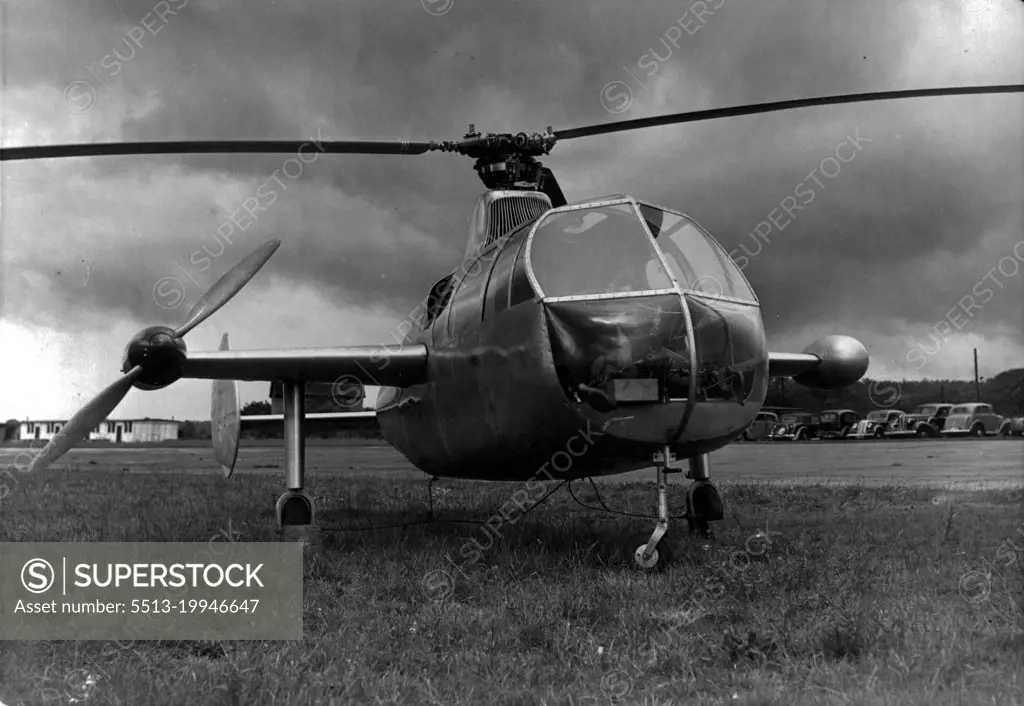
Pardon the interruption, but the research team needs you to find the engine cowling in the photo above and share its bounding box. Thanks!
[793,335,869,390]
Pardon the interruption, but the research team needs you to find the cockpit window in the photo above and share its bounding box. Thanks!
[529,204,674,298]
[640,205,756,302]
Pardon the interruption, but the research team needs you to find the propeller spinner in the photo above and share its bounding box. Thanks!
[28,239,281,473]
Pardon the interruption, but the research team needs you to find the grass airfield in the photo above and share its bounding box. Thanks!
[0,440,1022,705]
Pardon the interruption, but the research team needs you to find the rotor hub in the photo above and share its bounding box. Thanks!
[435,127,558,190]
[122,325,187,390]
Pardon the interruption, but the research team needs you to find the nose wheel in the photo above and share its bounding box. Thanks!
[628,449,723,571]
[632,534,674,571]
[629,444,676,572]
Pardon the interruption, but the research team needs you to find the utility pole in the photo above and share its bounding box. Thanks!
[974,348,980,402]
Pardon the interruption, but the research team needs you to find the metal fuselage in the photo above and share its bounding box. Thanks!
[375,193,769,481]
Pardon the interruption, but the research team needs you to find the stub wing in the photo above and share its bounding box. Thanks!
[203,338,403,478]
[181,344,427,387]
[767,352,820,379]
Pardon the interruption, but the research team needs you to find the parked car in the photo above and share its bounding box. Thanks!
[999,416,1024,437]
[740,411,779,441]
[941,403,1004,437]
[847,409,909,439]
[818,409,860,439]
[905,403,954,437]
[771,412,820,441]
[883,409,928,438]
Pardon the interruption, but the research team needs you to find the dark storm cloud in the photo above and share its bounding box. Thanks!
[3,0,1022,358]
[600,103,1023,336]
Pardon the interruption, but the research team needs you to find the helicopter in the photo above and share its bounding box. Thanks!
[5,83,1022,571]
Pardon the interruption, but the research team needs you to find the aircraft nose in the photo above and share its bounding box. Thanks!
[543,293,690,412]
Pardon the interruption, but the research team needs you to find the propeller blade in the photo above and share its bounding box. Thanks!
[174,239,281,338]
[538,167,567,207]
[211,333,241,479]
[0,140,438,162]
[554,84,1024,141]
[29,366,144,472]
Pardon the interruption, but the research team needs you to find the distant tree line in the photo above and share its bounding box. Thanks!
[241,401,271,415]
[766,367,1024,415]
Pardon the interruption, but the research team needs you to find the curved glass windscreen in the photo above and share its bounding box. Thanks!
[529,203,674,297]
[640,205,756,302]
[686,294,766,403]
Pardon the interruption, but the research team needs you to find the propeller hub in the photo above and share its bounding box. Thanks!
[122,325,187,390]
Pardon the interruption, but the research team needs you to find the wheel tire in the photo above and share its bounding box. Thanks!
[686,519,715,555]
[874,428,885,439]
[971,424,985,437]
[630,534,673,572]
[916,426,930,438]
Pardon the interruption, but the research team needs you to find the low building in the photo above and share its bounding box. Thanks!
[14,418,180,443]
[15,419,67,442]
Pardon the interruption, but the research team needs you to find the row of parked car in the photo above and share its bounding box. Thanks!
[741,403,1024,441]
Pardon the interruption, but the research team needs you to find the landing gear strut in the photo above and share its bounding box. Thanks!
[276,382,321,542]
[684,453,721,542]
[632,444,676,572]
[630,449,724,571]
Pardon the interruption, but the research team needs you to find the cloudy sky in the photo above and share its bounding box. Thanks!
[1,0,1022,421]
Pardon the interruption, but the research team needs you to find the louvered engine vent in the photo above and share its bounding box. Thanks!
[485,195,550,246]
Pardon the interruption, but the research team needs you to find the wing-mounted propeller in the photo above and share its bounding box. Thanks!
[28,239,280,473]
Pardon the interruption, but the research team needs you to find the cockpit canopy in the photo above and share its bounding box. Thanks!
[526,197,757,302]
[637,202,756,302]
[529,203,674,296]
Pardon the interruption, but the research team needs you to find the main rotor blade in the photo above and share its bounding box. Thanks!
[555,85,1024,141]
[175,239,281,338]
[0,140,437,162]
[29,366,143,472]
